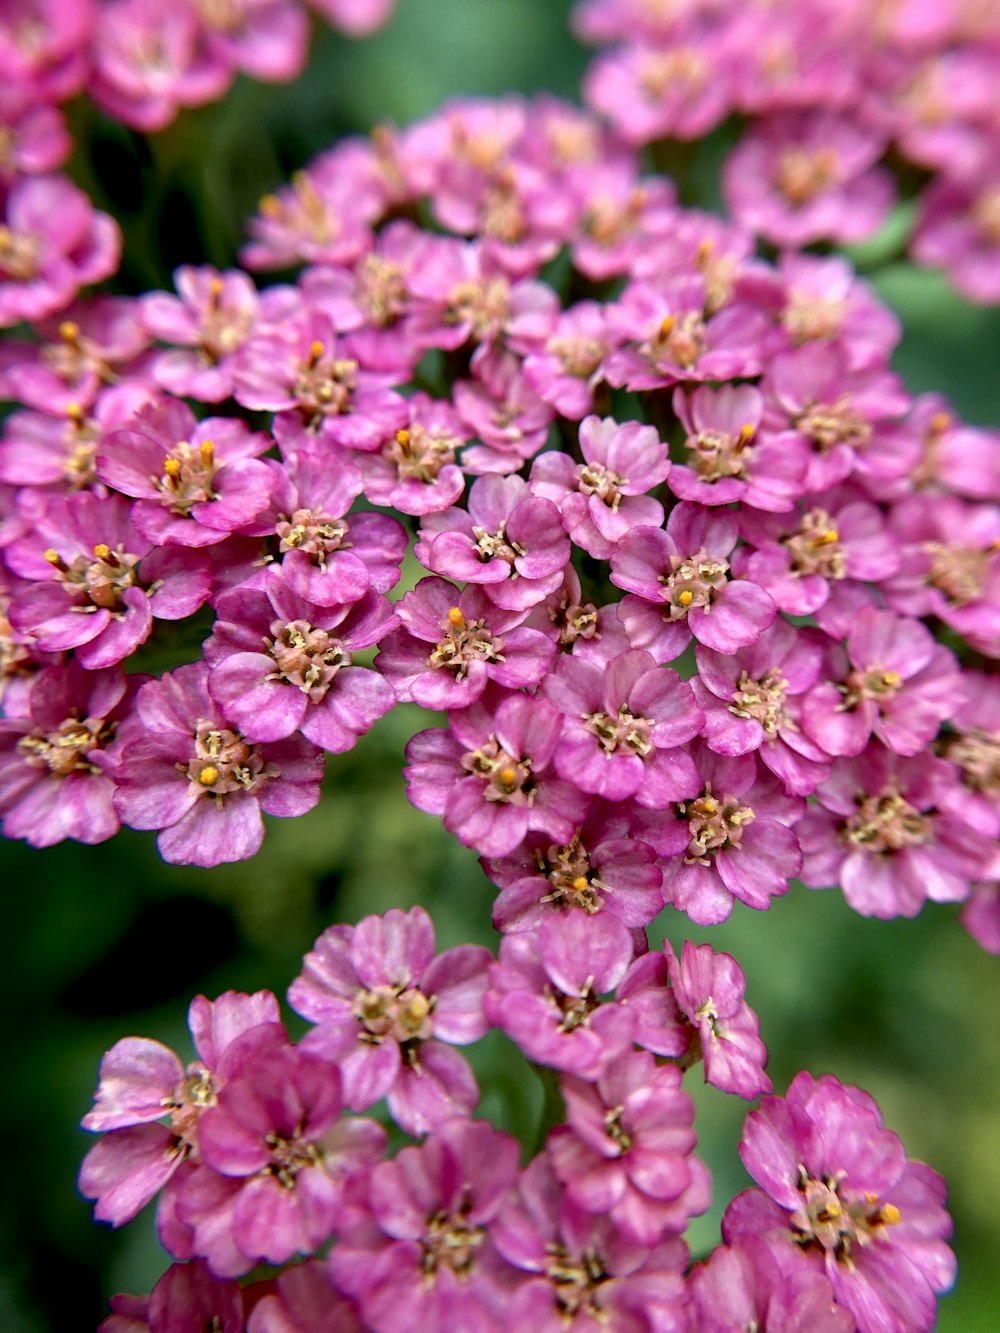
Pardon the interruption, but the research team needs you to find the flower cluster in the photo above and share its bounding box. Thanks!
[81,906,954,1332]
[572,0,1000,303]
[0,14,993,1327]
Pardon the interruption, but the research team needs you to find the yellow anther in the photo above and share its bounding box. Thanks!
[499,766,518,787]
[58,320,80,342]
[929,412,951,434]
[92,543,111,561]
[737,423,755,448]
[989,536,1000,552]
[877,1203,901,1226]
[198,765,220,786]
[677,589,694,607]
[43,548,61,565]
[64,400,84,423]
[208,276,224,297]
[163,457,182,478]
[259,194,281,217]
[402,992,431,1024]
[881,671,902,688]
[447,607,465,629]
[199,439,215,465]
[308,339,325,362]
[823,1200,842,1219]
[395,427,410,447]
[815,527,839,545]
[695,238,713,266]
[572,875,589,891]
[657,315,675,340]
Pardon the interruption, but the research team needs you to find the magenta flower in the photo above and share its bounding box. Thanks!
[357,393,467,516]
[663,939,771,1101]
[329,1118,520,1333]
[542,649,703,806]
[79,990,285,1229]
[800,608,962,759]
[97,395,275,548]
[0,174,120,327]
[205,574,397,752]
[375,576,556,710]
[584,40,731,146]
[670,382,806,511]
[529,415,668,560]
[797,745,997,920]
[690,1237,853,1333]
[246,1259,363,1333]
[405,691,588,859]
[417,473,570,612]
[656,746,803,926]
[485,801,663,933]
[722,111,894,249]
[454,348,555,476]
[6,490,211,667]
[912,176,1000,305]
[724,1072,956,1333]
[612,504,775,660]
[0,662,137,848]
[99,1261,246,1333]
[484,912,636,1078]
[548,1049,709,1246]
[111,662,324,866]
[492,1155,689,1332]
[521,300,609,420]
[288,905,491,1136]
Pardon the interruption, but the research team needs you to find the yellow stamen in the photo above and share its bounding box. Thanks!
[402,992,430,1025]
[308,339,325,363]
[208,276,224,297]
[929,412,951,435]
[657,315,675,340]
[572,875,589,891]
[163,457,182,478]
[881,671,901,688]
[499,766,517,787]
[259,194,281,217]
[876,1203,901,1226]
[198,765,220,786]
[64,400,84,423]
[199,439,214,466]
[447,607,465,629]
[43,548,62,565]
[695,238,713,267]
[677,589,694,607]
[395,427,410,447]
[92,544,111,561]
[58,320,80,342]
[736,423,755,448]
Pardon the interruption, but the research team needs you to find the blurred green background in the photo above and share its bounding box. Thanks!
[4,1,1000,1328]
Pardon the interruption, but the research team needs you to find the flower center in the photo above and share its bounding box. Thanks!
[795,398,871,452]
[156,439,218,514]
[184,726,268,797]
[461,737,533,804]
[275,509,349,565]
[584,705,653,757]
[545,1245,610,1321]
[356,253,407,326]
[845,788,929,852]
[686,422,755,481]
[792,1164,901,1265]
[420,1208,485,1278]
[680,787,756,864]
[197,276,253,362]
[353,983,435,1045]
[427,607,502,679]
[658,547,730,617]
[43,542,141,612]
[775,147,838,206]
[267,619,351,701]
[537,835,607,914]
[576,460,624,507]
[448,277,511,341]
[729,667,789,736]
[547,333,604,379]
[259,171,336,246]
[651,311,706,370]
[388,426,457,483]
[784,509,846,579]
[0,223,39,280]
[783,292,847,344]
[263,1130,323,1190]
[603,1104,632,1153]
[472,522,522,564]
[925,540,995,605]
[946,729,1000,798]
[293,341,358,421]
[17,715,111,776]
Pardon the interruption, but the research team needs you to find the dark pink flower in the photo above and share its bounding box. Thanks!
[405,691,587,858]
[288,905,491,1136]
[111,662,324,866]
[484,912,636,1078]
[99,1260,245,1333]
[548,1049,709,1246]
[329,1118,520,1333]
[357,393,467,516]
[725,1072,956,1333]
[689,1237,853,1333]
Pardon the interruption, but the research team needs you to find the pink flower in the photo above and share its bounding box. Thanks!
[725,1072,956,1333]
[288,905,491,1136]
[111,662,324,866]
[548,1049,709,1246]
[99,1261,245,1333]
[329,1118,520,1333]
